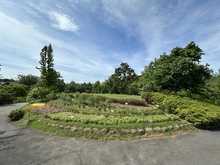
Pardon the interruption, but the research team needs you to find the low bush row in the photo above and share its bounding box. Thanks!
[142,92,220,128]
[47,112,179,125]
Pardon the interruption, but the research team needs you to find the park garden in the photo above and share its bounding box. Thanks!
[4,42,220,140]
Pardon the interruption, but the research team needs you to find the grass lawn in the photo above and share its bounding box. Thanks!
[94,93,142,100]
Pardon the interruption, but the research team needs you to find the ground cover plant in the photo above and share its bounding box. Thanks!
[15,93,195,140]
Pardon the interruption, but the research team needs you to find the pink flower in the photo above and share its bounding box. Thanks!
[32,106,64,115]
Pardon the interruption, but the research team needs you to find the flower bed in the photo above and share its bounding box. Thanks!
[25,103,64,115]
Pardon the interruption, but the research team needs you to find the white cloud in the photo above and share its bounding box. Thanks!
[0,10,112,82]
[1,0,220,82]
[49,12,79,32]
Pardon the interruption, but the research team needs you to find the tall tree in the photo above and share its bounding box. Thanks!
[110,62,138,94]
[141,41,212,93]
[36,44,61,90]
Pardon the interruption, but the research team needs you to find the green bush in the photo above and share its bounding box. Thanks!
[8,109,25,121]
[26,87,51,102]
[142,92,220,128]
[0,84,27,104]
[141,92,168,104]
[0,88,14,104]
[13,96,27,103]
[45,91,58,102]
[11,84,27,97]
[26,87,42,102]
[88,95,101,107]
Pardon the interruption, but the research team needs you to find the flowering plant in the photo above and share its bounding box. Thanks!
[25,103,46,110]
[25,103,64,116]
[32,106,64,116]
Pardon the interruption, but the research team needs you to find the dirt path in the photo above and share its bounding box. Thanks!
[1,103,220,165]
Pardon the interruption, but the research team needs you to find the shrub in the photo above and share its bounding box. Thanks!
[13,96,27,103]
[45,91,58,102]
[26,87,52,102]
[0,88,14,104]
[142,92,220,128]
[141,92,153,104]
[0,84,27,104]
[8,109,25,121]
[11,84,27,97]
[88,95,101,107]
[26,87,42,102]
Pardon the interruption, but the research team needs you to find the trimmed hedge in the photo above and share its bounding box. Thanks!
[142,92,220,128]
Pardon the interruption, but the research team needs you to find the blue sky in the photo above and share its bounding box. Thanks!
[1,0,220,83]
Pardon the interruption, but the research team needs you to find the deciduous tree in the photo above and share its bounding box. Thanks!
[141,42,212,93]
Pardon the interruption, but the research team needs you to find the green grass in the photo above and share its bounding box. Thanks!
[94,93,142,100]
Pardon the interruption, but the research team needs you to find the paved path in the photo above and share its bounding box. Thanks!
[0,103,220,165]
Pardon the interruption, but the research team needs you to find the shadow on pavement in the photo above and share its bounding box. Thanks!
[204,126,220,131]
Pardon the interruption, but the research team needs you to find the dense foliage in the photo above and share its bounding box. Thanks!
[0,84,27,104]
[8,108,25,121]
[65,81,93,93]
[140,42,212,93]
[17,74,39,88]
[26,87,57,103]
[103,63,138,94]
[142,92,220,128]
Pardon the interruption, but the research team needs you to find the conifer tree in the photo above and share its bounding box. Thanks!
[36,44,60,90]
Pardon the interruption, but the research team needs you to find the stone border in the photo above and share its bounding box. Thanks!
[47,122,194,137]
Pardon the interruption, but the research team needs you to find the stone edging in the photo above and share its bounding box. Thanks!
[47,123,194,136]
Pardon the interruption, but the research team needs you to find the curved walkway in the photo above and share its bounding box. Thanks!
[0,103,220,165]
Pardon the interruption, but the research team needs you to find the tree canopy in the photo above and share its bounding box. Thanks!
[17,74,38,87]
[105,62,138,94]
[141,41,212,93]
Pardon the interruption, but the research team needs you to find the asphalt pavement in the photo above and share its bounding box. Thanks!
[0,103,220,165]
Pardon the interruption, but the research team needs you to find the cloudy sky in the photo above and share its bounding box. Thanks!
[1,0,220,83]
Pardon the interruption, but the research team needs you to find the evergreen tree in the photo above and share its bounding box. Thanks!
[110,62,137,94]
[36,44,61,90]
